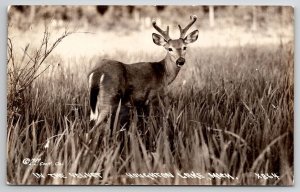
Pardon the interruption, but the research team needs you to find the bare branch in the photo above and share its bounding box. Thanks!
[7,25,73,99]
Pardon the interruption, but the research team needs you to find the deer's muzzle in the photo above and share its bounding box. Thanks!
[176,57,185,67]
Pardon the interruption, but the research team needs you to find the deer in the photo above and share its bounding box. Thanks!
[88,15,199,128]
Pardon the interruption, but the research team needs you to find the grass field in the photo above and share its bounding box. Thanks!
[6,22,294,185]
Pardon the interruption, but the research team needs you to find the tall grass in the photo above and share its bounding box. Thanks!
[6,32,293,185]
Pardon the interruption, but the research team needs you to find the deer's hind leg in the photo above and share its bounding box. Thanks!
[89,72,115,128]
[94,88,115,128]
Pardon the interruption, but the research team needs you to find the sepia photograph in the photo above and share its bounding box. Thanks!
[6,5,294,185]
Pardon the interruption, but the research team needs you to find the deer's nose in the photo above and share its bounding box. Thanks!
[176,57,185,67]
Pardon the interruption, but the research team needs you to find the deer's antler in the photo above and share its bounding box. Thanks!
[178,15,197,39]
[152,19,170,41]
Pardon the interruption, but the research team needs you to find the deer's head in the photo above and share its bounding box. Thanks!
[152,15,199,68]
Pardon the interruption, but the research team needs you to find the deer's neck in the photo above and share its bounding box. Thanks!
[161,54,181,85]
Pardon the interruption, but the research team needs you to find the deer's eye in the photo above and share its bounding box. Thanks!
[183,47,187,50]
[168,48,173,51]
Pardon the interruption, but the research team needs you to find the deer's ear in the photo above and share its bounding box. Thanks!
[184,30,199,44]
[152,33,167,46]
